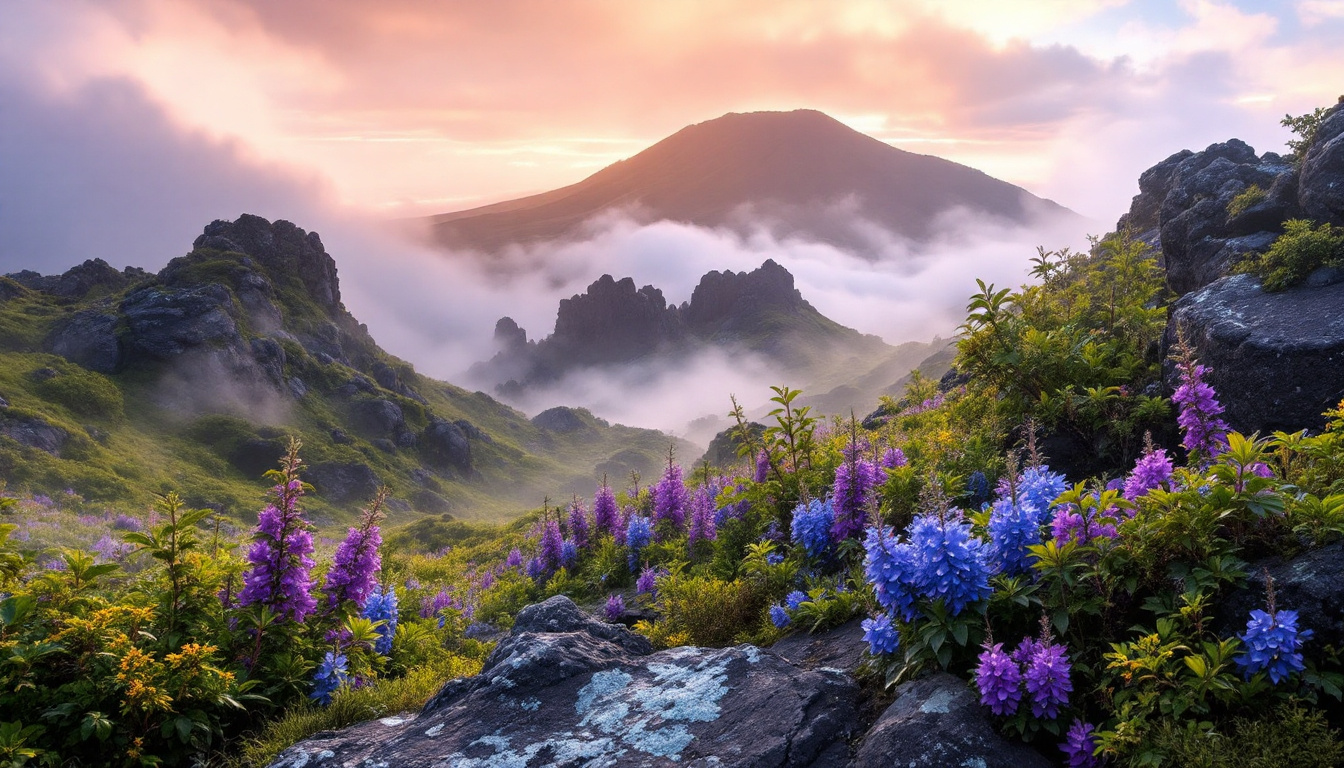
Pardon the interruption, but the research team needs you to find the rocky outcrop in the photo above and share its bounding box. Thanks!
[45,310,122,374]
[1167,272,1344,434]
[684,259,804,331]
[531,406,595,434]
[421,416,472,473]
[306,461,381,504]
[268,596,860,768]
[7,258,147,300]
[0,414,69,456]
[1300,104,1344,222]
[192,214,342,311]
[120,284,244,361]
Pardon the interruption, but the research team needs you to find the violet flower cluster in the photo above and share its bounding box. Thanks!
[863,512,992,622]
[974,635,1073,720]
[636,564,662,595]
[604,593,626,622]
[568,501,590,549]
[880,446,907,469]
[626,514,652,569]
[688,486,717,551]
[862,613,900,655]
[1235,607,1311,684]
[238,479,317,623]
[652,462,689,532]
[832,457,880,541]
[323,508,382,610]
[1172,360,1230,461]
[754,450,771,483]
[593,483,620,536]
[790,498,835,559]
[1122,447,1174,501]
[540,518,565,573]
[1060,720,1101,768]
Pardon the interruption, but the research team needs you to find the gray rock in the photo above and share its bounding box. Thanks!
[0,394,8,408]
[250,338,287,386]
[0,415,69,456]
[1221,540,1344,651]
[532,405,593,434]
[330,427,352,445]
[350,398,404,437]
[769,619,868,674]
[409,489,451,514]
[120,284,243,361]
[286,376,307,399]
[0,277,26,302]
[270,596,858,768]
[236,270,284,333]
[194,215,342,311]
[1167,273,1344,434]
[421,416,472,472]
[852,673,1050,768]
[1299,103,1344,223]
[7,258,135,299]
[306,461,380,504]
[45,310,122,373]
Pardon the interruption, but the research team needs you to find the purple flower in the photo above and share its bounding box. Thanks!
[1172,359,1230,462]
[420,588,454,619]
[863,525,921,622]
[568,500,591,550]
[310,651,349,706]
[626,514,652,569]
[604,593,626,622]
[92,534,134,563]
[1060,720,1100,768]
[769,605,790,628]
[505,548,524,569]
[540,518,564,571]
[111,513,144,532]
[1236,608,1312,684]
[1123,447,1173,500]
[999,466,1067,523]
[754,450,770,483]
[1023,640,1073,719]
[361,585,398,655]
[688,486,717,553]
[636,565,661,596]
[880,447,907,469]
[560,538,578,569]
[593,483,620,536]
[791,498,834,559]
[525,556,546,581]
[975,642,1023,716]
[862,613,900,655]
[765,551,784,566]
[831,458,880,541]
[652,462,689,533]
[1051,497,1121,547]
[324,505,383,610]
[238,477,317,624]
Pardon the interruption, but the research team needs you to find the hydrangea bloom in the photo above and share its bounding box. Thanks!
[880,447,907,470]
[688,486,717,551]
[324,505,383,610]
[1060,720,1100,768]
[604,593,626,622]
[652,462,689,532]
[593,483,620,536]
[238,478,317,623]
[1123,447,1174,500]
[568,501,591,550]
[769,605,791,628]
[540,518,564,572]
[1024,640,1073,719]
[862,613,899,655]
[791,498,834,559]
[987,495,1044,576]
[832,458,880,541]
[1235,608,1312,683]
[310,651,349,705]
[1173,359,1230,461]
[626,514,653,568]
[785,590,808,610]
[361,585,398,655]
[975,642,1023,716]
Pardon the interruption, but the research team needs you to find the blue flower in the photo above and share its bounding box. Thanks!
[625,515,653,569]
[1235,608,1312,684]
[785,590,808,610]
[862,613,899,655]
[863,525,921,622]
[361,585,399,655]
[864,512,991,621]
[766,551,784,566]
[987,495,1043,576]
[790,499,834,559]
[1014,466,1068,523]
[310,651,349,705]
[769,604,791,628]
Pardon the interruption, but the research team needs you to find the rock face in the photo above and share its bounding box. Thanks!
[192,214,342,311]
[421,417,473,473]
[1222,540,1344,651]
[0,414,69,456]
[268,596,860,768]
[306,461,381,504]
[1166,272,1344,433]
[7,258,147,299]
[44,311,122,374]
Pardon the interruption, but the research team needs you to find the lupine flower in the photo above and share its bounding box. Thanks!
[636,565,660,595]
[785,590,808,610]
[604,593,626,621]
[1123,447,1174,500]
[987,495,1044,577]
[652,462,689,532]
[310,651,349,706]
[593,483,620,536]
[790,498,834,559]
[754,450,770,483]
[540,518,565,571]
[626,515,652,569]
[613,506,632,546]
[92,534,134,563]
[560,539,578,569]
[420,588,454,619]
[769,604,791,628]
[862,613,900,655]
[714,480,749,528]
[362,585,398,655]
[880,447,907,470]
[238,474,317,624]
[1051,498,1121,547]
[1060,720,1100,768]
[688,486,717,552]
[975,642,1024,716]
[525,557,546,581]
[832,458,880,541]
[1172,358,1230,461]
[111,513,144,532]
[568,500,591,550]
[1023,640,1073,719]
[324,502,384,610]
[1235,608,1311,683]
[505,548,524,569]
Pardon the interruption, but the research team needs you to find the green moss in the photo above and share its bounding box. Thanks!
[34,367,124,420]
[1225,184,1266,218]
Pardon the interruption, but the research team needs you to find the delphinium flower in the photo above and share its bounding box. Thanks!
[593,481,620,537]
[769,604,791,628]
[908,512,992,616]
[785,590,809,610]
[1172,352,1230,462]
[560,539,579,569]
[754,450,771,483]
[238,449,317,623]
[361,585,398,655]
[652,461,689,533]
[1123,446,1174,500]
[1060,720,1101,768]
[1024,638,1073,719]
[965,471,991,508]
[880,446,907,470]
[987,494,1043,577]
[1235,607,1312,683]
[525,556,546,581]
[688,486,717,553]
[625,514,652,569]
[310,651,349,706]
[540,517,564,572]
[1010,466,1068,523]
[790,498,834,559]
[323,495,385,611]
[832,457,880,541]
[604,593,626,622]
[862,613,900,655]
[863,525,921,622]
[975,641,1023,716]
[636,565,660,595]
[568,499,591,550]
[505,548,524,569]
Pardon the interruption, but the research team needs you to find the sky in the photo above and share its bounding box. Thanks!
[1,0,1342,423]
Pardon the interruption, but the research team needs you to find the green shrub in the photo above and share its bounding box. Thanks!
[1242,219,1344,291]
[1225,184,1266,218]
[1146,704,1344,768]
[637,571,767,648]
[1282,105,1333,163]
[34,368,124,420]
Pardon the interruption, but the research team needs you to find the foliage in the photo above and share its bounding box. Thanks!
[1282,105,1333,162]
[1225,184,1266,218]
[1239,219,1344,291]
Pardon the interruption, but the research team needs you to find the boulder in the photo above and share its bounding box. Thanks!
[0,414,69,456]
[851,673,1051,768]
[45,310,122,373]
[1221,540,1344,651]
[1299,100,1344,223]
[769,618,868,674]
[268,596,859,768]
[120,284,243,361]
[1166,272,1344,434]
[7,258,139,299]
[193,215,342,311]
[532,405,593,434]
[421,416,472,472]
[349,398,405,437]
[306,461,380,504]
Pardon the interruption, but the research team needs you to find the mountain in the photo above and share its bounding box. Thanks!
[0,215,689,523]
[420,109,1079,255]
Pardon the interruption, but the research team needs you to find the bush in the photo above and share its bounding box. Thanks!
[637,571,768,648]
[1242,219,1344,291]
[1225,184,1266,218]
[1147,704,1344,768]
[34,368,124,420]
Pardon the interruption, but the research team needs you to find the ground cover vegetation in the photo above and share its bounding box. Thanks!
[5,229,1344,767]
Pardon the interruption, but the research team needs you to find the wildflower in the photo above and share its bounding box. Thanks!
[540,518,564,571]
[505,548,524,569]
[1023,640,1073,719]
[560,539,578,569]
[324,499,384,610]
[766,551,784,566]
[310,651,349,705]
[525,557,546,581]
[1060,720,1100,768]
[863,525,920,623]
[832,458,880,541]
[769,604,791,628]
[880,447,907,470]
[975,642,1023,716]
[790,498,834,559]
[862,613,900,655]
[626,515,653,569]
[361,585,398,655]
[1172,356,1230,462]
[1235,608,1312,684]
[754,450,770,483]
[652,462,689,532]
[908,513,992,616]
[1051,497,1121,547]
[965,470,990,507]
[1011,466,1068,522]
[593,482,620,536]
[420,589,454,619]
[636,565,660,596]
[987,495,1043,577]
[688,486,717,552]
[568,500,591,550]
[238,464,317,623]
[785,590,808,610]
[604,593,626,622]
[1123,447,1173,500]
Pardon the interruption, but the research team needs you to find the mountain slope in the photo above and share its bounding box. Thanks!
[422,109,1079,254]
[0,216,688,524]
